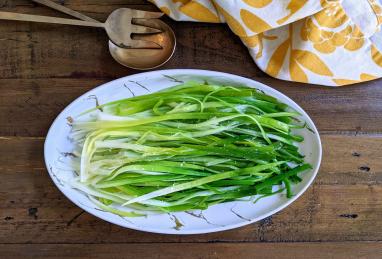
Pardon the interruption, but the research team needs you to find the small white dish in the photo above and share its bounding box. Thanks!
[44,69,322,234]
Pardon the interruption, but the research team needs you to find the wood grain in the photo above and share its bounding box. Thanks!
[0,1,381,136]
[0,7,380,136]
[1,0,382,257]
[1,242,382,259]
[0,135,381,243]
[1,78,382,136]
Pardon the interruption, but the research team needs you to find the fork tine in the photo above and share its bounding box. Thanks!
[131,9,164,19]
[132,18,161,30]
[131,24,162,34]
[129,39,163,49]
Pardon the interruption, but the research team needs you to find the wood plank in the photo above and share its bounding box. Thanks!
[0,79,100,137]
[0,135,381,243]
[0,242,381,259]
[1,135,381,181]
[0,21,249,80]
[1,78,382,136]
[0,0,379,253]
[0,0,163,80]
[1,0,149,9]
[0,2,381,135]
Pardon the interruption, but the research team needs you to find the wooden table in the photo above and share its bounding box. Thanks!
[1,1,381,258]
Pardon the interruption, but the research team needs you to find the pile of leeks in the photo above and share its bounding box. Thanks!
[68,82,312,217]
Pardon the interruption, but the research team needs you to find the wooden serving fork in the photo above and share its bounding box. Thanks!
[0,3,164,48]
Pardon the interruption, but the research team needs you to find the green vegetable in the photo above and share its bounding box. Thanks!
[69,81,312,216]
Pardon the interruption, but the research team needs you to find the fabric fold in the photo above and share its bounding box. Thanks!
[150,0,382,86]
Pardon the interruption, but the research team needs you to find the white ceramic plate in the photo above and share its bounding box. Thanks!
[44,69,322,234]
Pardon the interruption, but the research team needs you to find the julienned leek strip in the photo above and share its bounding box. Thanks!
[69,81,312,215]
[122,162,285,205]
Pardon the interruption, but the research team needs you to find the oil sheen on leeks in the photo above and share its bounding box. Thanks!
[68,81,312,217]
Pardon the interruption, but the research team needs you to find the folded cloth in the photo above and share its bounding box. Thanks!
[149,0,382,86]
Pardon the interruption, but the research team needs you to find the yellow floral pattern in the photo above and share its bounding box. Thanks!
[149,0,382,86]
[369,0,382,26]
[301,18,365,54]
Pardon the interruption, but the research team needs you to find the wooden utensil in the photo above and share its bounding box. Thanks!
[0,8,163,48]
[31,0,99,23]
[30,0,176,69]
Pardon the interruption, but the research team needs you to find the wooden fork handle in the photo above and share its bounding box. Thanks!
[0,11,104,27]
[31,0,99,23]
